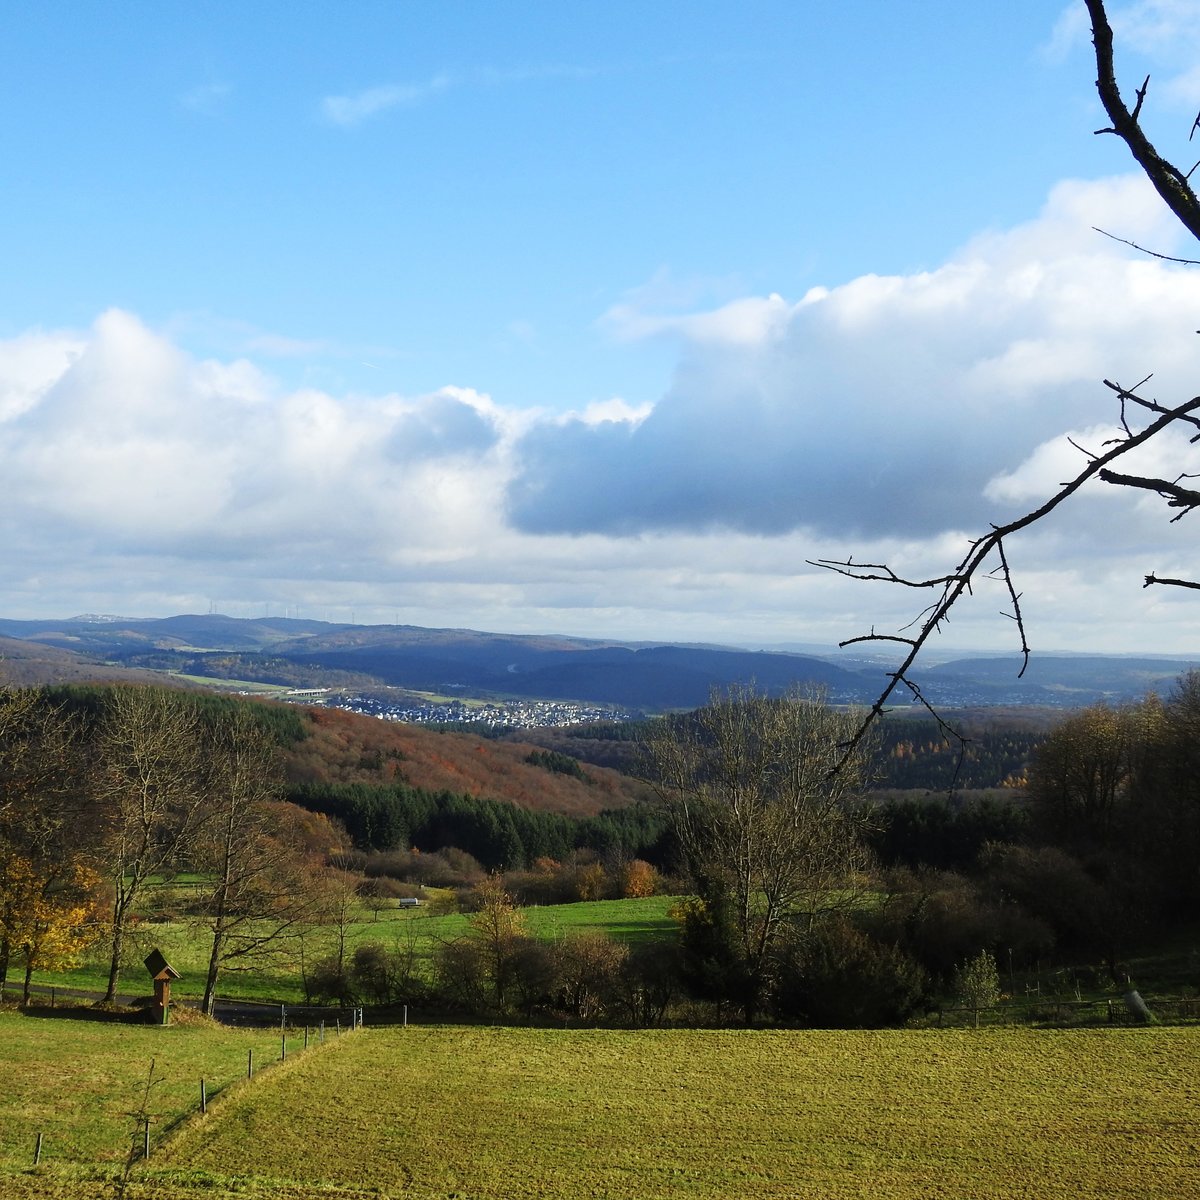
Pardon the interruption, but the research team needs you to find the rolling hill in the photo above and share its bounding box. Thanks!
[0,613,1196,712]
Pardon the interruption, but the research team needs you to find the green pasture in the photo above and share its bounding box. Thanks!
[26,894,680,1006]
[0,1007,313,1195]
[3,1019,1197,1199]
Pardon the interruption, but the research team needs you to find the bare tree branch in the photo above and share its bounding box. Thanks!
[1087,0,1200,241]
[817,390,1200,772]
[1097,468,1200,516]
[1144,573,1200,591]
[993,537,1030,677]
[816,2,1200,774]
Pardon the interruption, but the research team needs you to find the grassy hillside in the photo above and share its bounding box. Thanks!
[4,1018,1196,1199]
[0,1008,312,1195]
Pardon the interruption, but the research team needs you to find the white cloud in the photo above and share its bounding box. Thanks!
[0,328,83,422]
[510,175,1200,543]
[4,175,1200,654]
[321,75,454,126]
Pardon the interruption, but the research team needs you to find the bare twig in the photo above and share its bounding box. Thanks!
[1092,226,1200,265]
[993,538,1030,678]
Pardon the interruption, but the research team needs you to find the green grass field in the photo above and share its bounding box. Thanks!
[3,1016,1197,1199]
[0,1008,315,1196]
[25,895,680,1005]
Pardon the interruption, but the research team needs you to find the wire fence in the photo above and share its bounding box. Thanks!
[927,994,1200,1028]
[207,998,364,1030]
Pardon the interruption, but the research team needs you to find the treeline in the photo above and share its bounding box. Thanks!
[844,674,1200,1018]
[870,722,1040,790]
[285,780,671,873]
[524,715,1044,791]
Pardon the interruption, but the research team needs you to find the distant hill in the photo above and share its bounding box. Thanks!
[0,613,1195,712]
[0,635,188,689]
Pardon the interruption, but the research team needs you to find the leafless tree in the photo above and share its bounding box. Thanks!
[94,687,207,1002]
[814,0,1200,767]
[644,687,875,1022]
[196,706,320,1015]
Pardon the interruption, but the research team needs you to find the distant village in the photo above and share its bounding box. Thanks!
[309,691,636,730]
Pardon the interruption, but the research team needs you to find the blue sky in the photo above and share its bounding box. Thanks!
[4,2,1200,656]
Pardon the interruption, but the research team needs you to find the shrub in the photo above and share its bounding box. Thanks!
[774,920,927,1028]
[618,859,659,898]
[555,932,628,1021]
[955,950,1002,1026]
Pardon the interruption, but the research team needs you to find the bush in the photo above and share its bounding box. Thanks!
[555,932,629,1021]
[978,843,1108,952]
[305,956,353,1006]
[954,950,1001,1026]
[774,919,927,1028]
[618,859,659,898]
[869,868,1053,982]
[616,940,681,1027]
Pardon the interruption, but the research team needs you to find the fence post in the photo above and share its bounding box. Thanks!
[304,1025,309,1050]
[280,1003,286,1033]
[33,1133,42,1165]
[200,1079,206,1115]
[281,1034,287,1062]
[248,1049,253,1079]
[143,1119,150,1161]
[403,1004,408,1028]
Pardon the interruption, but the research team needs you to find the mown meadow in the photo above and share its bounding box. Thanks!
[3,1013,1197,1200]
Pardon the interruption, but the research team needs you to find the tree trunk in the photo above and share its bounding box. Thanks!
[0,935,10,998]
[22,953,34,1005]
[202,896,228,1016]
[104,902,126,1003]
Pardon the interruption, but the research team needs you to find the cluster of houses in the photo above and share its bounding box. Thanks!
[324,693,635,730]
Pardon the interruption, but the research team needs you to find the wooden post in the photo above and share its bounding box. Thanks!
[403,1004,408,1028]
[304,1026,309,1050]
[200,1079,206,1114]
[247,1049,253,1079]
[281,1034,287,1061]
[33,1133,42,1165]
[143,1120,150,1161]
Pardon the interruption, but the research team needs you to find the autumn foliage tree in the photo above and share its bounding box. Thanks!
[2,853,101,1004]
[0,688,92,997]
